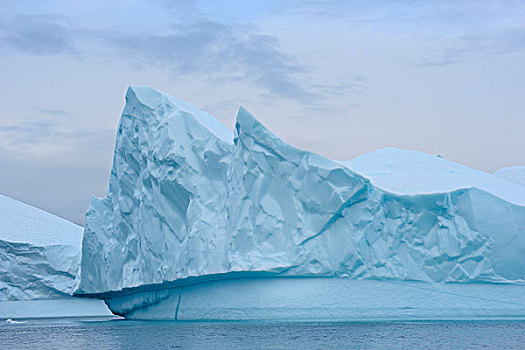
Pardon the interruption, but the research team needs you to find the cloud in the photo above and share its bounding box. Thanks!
[462,28,525,57]
[106,19,337,103]
[0,119,59,146]
[417,28,525,68]
[33,107,69,116]
[0,9,364,107]
[281,0,525,68]
[0,116,113,160]
[0,15,75,55]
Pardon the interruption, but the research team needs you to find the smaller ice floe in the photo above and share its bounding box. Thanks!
[5,318,27,324]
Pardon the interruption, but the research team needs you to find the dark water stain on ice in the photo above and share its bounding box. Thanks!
[1,317,525,349]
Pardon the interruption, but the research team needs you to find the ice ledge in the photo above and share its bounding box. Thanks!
[103,277,525,320]
[0,299,113,319]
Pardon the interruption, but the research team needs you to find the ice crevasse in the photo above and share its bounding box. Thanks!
[77,87,525,320]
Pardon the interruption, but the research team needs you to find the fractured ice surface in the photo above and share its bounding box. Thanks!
[78,87,525,319]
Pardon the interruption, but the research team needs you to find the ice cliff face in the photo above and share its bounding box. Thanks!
[78,87,525,296]
[79,87,233,293]
[0,195,82,301]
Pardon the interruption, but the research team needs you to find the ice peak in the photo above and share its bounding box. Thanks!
[234,106,257,136]
[125,86,164,110]
[234,105,288,148]
[124,86,233,143]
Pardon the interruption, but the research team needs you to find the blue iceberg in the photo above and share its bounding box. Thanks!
[77,87,525,320]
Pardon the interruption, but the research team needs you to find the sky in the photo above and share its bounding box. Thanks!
[0,0,524,225]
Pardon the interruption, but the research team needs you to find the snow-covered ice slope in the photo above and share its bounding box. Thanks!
[78,87,525,320]
[0,194,112,318]
[494,166,525,189]
[0,194,81,300]
[342,149,525,206]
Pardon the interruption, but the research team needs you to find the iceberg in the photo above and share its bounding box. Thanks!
[0,194,111,318]
[78,87,525,320]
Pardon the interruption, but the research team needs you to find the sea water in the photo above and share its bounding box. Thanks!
[1,318,525,349]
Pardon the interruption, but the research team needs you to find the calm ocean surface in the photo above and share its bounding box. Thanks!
[2,318,525,349]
